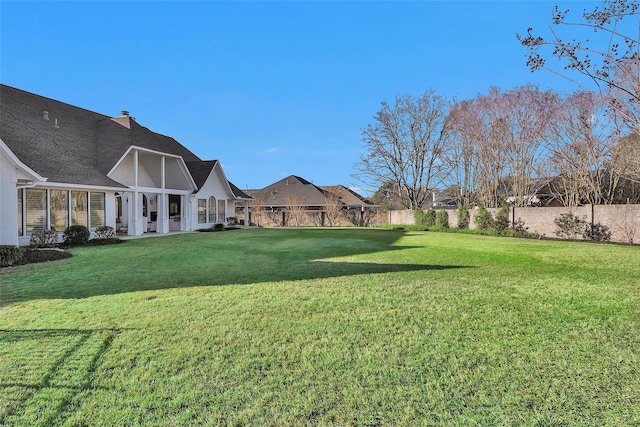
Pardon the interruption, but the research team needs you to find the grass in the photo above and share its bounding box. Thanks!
[1,228,639,425]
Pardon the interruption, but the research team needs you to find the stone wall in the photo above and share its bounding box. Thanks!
[389,204,640,244]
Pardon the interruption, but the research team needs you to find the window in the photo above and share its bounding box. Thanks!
[218,199,225,223]
[17,189,23,236]
[90,192,105,228]
[198,199,206,223]
[208,196,216,223]
[26,188,47,233]
[142,194,148,218]
[169,194,181,217]
[50,190,69,231]
[71,191,88,227]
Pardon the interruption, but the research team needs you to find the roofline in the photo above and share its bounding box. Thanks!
[107,145,198,192]
[0,137,48,182]
[31,181,129,192]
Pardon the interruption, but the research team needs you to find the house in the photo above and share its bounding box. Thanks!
[243,175,378,226]
[0,85,251,246]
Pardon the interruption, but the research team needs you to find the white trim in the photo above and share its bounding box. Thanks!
[0,138,47,182]
[33,181,128,191]
[107,145,197,192]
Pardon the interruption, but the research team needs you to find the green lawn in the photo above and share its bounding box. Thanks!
[1,228,639,425]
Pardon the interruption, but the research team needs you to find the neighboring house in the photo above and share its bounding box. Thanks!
[0,85,251,246]
[244,175,378,226]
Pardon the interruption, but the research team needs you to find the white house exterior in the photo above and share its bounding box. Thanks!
[0,85,251,246]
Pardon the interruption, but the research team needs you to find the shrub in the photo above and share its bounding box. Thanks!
[583,222,612,242]
[414,209,436,227]
[29,229,59,248]
[513,217,529,233]
[435,210,449,229]
[474,207,494,230]
[94,226,116,240]
[554,213,586,240]
[457,205,470,229]
[494,206,510,233]
[0,245,23,267]
[63,225,90,246]
[23,248,72,264]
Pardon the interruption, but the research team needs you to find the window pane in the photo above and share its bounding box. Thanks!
[71,191,88,227]
[218,199,225,223]
[26,188,46,233]
[198,199,206,223]
[90,192,105,228]
[208,196,216,223]
[17,189,23,236]
[50,190,69,231]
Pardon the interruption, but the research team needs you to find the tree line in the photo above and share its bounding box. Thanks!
[356,0,640,210]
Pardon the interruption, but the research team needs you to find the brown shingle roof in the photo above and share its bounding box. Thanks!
[0,85,246,196]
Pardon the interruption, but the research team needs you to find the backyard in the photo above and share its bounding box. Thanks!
[1,228,639,425]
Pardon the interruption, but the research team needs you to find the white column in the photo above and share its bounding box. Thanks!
[244,202,249,227]
[157,193,169,233]
[130,150,142,235]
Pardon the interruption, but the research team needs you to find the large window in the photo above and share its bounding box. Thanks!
[218,199,225,223]
[90,192,105,228]
[71,191,88,227]
[208,196,216,223]
[17,189,107,236]
[17,189,23,236]
[198,199,206,223]
[50,190,69,231]
[26,188,46,234]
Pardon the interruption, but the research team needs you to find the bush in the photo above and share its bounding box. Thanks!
[583,222,612,242]
[29,229,59,248]
[0,245,23,267]
[457,205,470,229]
[513,217,529,233]
[494,206,510,233]
[94,226,116,240]
[63,225,90,246]
[435,210,449,229]
[474,207,494,230]
[554,213,586,240]
[23,248,72,264]
[414,209,436,227]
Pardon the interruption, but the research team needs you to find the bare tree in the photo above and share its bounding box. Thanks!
[446,86,558,207]
[285,195,307,227]
[548,91,612,206]
[249,193,269,227]
[323,192,344,227]
[355,89,450,210]
[519,0,640,131]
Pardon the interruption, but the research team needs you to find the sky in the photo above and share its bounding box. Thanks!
[0,0,599,193]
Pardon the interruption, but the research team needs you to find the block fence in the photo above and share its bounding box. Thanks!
[388,204,640,244]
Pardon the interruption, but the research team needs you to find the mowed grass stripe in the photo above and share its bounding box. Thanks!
[1,228,639,425]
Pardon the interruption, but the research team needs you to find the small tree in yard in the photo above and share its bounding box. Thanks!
[435,210,449,229]
[285,195,307,227]
[474,207,494,230]
[554,213,586,240]
[457,205,470,229]
[583,223,612,242]
[494,206,510,232]
[414,209,436,227]
[323,192,343,227]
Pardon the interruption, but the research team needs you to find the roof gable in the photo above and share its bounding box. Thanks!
[0,84,206,189]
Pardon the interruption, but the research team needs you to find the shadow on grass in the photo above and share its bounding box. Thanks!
[0,328,121,426]
[2,228,471,303]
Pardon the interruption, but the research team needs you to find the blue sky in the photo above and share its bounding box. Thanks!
[1,1,597,192]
